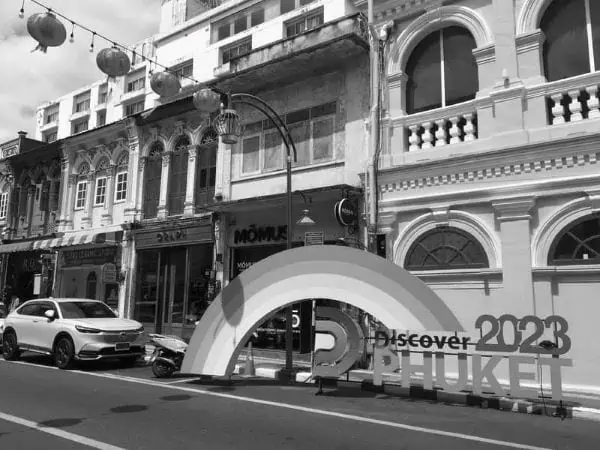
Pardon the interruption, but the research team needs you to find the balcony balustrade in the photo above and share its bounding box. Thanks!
[397,100,479,153]
[527,72,600,126]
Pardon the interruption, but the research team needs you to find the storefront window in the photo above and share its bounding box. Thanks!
[135,250,159,324]
[230,242,311,353]
[85,271,97,300]
[135,244,214,338]
[185,244,215,326]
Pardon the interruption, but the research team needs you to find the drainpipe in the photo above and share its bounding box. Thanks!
[366,1,394,251]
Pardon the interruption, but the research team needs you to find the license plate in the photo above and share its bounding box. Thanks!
[115,343,130,352]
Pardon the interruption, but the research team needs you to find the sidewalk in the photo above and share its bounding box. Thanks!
[231,355,600,422]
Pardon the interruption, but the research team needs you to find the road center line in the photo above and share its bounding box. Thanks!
[0,360,551,450]
[0,411,126,450]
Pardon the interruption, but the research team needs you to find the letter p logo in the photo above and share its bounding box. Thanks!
[313,306,364,378]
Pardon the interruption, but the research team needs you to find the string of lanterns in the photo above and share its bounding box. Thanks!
[19,0,222,106]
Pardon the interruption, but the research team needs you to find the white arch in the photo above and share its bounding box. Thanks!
[90,151,111,172]
[182,245,465,377]
[166,130,194,153]
[388,5,494,76]
[394,210,501,269]
[140,136,168,159]
[192,122,217,146]
[531,197,597,267]
[70,157,92,176]
[516,0,553,36]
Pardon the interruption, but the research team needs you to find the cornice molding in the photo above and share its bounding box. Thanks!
[379,137,600,194]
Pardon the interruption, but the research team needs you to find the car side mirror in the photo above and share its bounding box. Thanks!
[45,309,56,321]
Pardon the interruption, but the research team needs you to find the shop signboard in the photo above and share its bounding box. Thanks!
[314,311,573,401]
[334,198,358,227]
[102,263,117,283]
[135,223,212,250]
[304,231,324,246]
[61,247,118,267]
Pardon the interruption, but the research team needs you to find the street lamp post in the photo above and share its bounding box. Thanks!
[194,89,298,382]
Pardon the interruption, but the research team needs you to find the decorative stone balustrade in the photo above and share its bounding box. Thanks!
[530,72,600,125]
[402,101,479,151]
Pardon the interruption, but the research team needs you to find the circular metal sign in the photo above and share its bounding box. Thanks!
[334,198,358,227]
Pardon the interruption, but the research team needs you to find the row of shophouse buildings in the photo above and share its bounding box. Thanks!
[1,0,599,391]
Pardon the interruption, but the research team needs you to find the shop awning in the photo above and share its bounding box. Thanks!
[0,241,35,254]
[32,229,124,250]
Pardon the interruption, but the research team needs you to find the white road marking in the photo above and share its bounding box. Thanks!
[0,359,551,450]
[163,377,203,385]
[0,411,126,450]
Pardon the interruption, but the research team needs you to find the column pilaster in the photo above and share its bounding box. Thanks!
[81,172,95,229]
[102,164,116,225]
[157,152,171,219]
[492,197,536,316]
[184,146,198,216]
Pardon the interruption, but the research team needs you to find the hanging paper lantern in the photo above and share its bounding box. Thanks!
[96,47,131,79]
[27,12,67,53]
[193,88,221,115]
[150,71,181,98]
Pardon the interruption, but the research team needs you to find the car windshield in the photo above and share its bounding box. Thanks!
[59,301,117,319]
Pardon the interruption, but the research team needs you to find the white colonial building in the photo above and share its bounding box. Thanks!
[371,0,600,394]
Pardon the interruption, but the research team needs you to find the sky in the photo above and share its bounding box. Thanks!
[0,0,162,143]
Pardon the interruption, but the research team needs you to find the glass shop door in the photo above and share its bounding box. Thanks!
[160,247,188,337]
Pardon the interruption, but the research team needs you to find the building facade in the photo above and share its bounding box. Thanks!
[27,0,371,354]
[371,0,600,393]
[0,133,62,306]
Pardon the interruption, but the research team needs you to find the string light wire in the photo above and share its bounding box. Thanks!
[26,0,213,90]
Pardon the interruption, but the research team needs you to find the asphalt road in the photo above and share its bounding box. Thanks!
[0,355,598,450]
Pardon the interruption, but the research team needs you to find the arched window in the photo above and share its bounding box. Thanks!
[548,216,600,265]
[115,152,129,203]
[196,129,218,208]
[405,26,478,114]
[404,226,489,271]
[0,184,9,220]
[86,271,97,300]
[93,158,110,207]
[541,0,600,82]
[143,142,164,219]
[74,162,90,211]
[168,136,190,216]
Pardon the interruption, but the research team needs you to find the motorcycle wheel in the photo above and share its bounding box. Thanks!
[152,359,175,378]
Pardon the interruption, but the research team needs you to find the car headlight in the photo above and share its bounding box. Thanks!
[135,326,144,333]
[75,325,101,334]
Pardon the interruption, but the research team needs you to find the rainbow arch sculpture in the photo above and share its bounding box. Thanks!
[181,245,464,376]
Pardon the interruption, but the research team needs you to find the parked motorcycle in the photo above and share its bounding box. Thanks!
[148,333,189,378]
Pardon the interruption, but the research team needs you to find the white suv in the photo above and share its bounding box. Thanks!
[1,298,145,369]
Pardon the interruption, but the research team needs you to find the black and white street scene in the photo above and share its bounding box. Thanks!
[1,0,600,449]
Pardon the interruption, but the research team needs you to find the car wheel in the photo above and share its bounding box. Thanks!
[2,331,20,361]
[152,359,175,378]
[53,336,75,370]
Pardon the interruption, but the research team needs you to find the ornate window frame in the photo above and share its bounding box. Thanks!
[394,209,501,270]
[531,195,600,267]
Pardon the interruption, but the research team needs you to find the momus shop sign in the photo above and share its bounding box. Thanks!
[314,312,573,400]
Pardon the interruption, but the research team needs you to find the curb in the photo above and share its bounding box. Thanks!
[232,365,600,422]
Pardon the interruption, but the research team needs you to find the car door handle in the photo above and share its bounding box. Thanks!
[33,320,40,323]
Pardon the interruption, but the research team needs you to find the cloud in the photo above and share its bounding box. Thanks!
[0,0,161,142]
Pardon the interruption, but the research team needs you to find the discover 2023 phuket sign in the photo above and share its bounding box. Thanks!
[182,245,572,400]
[313,310,572,400]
